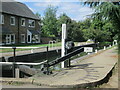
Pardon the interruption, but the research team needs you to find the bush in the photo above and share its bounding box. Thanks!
[97,41,112,50]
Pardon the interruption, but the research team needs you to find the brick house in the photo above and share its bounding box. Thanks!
[0,1,41,45]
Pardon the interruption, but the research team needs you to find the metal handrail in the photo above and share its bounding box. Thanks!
[0,46,49,77]
[0,60,47,65]
[48,47,84,67]
[0,46,47,49]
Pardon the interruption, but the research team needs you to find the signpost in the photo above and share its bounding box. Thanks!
[61,24,67,68]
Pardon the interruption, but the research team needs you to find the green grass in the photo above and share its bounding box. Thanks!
[0,42,89,53]
[0,42,61,53]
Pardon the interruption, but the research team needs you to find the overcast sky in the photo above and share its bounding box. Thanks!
[16,0,94,21]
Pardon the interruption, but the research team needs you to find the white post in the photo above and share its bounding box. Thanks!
[61,24,67,68]
[113,41,114,46]
[31,49,33,53]
[88,53,90,55]
[15,68,20,78]
[95,49,97,53]
[104,46,106,50]
[109,45,111,47]
[114,40,117,45]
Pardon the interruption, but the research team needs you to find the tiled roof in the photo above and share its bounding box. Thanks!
[1,0,40,20]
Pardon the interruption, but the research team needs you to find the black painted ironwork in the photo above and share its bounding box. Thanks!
[48,47,84,67]
[12,47,16,78]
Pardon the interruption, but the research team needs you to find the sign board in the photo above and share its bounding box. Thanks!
[84,47,93,53]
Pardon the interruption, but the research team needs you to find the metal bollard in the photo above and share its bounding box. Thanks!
[88,53,90,55]
[12,47,16,78]
[104,46,106,50]
[31,49,33,53]
[46,46,49,75]
[15,68,20,78]
[95,49,97,53]
[109,45,111,47]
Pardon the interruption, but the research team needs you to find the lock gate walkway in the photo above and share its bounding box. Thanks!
[1,46,118,88]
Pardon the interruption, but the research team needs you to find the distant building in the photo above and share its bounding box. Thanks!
[0,0,41,45]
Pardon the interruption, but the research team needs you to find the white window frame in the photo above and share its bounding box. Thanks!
[21,18,25,26]
[10,16,15,25]
[6,34,15,44]
[28,19,35,27]
[6,34,11,44]
[21,34,25,43]
[1,15,4,24]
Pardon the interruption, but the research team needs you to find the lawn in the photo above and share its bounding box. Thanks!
[0,42,61,53]
[0,42,88,53]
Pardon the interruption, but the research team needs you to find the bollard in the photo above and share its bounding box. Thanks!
[15,68,20,78]
[109,45,111,47]
[112,42,114,46]
[12,47,16,78]
[104,46,106,50]
[31,49,33,53]
[46,46,49,75]
[88,53,90,55]
[41,64,44,71]
[95,49,97,53]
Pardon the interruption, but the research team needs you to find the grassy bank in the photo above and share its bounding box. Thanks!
[0,42,61,53]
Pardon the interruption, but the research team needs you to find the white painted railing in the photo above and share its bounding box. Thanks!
[0,46,47,49]
[0,60,47,65]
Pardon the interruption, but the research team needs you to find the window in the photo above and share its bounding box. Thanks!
[0,15,4,24]
[10,16,15,25]
[21,18,25,26]
[6,35,11,44]
[5,34,15,44]
[11,34,15,44]
[28,35,31,43]
[2,35,6,43]
[28,20,35,27]
[21,34,25,43]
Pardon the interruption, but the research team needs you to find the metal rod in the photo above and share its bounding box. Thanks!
[12,47,16,78]
[0,46,47,49]
[68,58,71,67]
[46,46,49,75]
[0,60,48,65]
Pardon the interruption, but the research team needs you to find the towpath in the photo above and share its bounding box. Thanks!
[1,47,118,88]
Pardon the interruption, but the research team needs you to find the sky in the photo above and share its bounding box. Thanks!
[16,0,94,21]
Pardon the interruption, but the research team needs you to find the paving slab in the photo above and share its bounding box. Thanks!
[31,47,118,88]
[1,47,118,88]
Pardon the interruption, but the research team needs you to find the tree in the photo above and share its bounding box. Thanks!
[42,5,58,37]
[84,1,120,52]
[81,17,113,43]
[57,13,72,39]
[57,13,85,41]
[36,12,41,19]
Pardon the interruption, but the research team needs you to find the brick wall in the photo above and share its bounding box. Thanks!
[2,13,41,44]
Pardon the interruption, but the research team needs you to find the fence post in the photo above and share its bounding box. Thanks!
[31,49,33,53]
[95,49,97,53]
[15,68,20,78]
[46,46,49,75]
[104,46,106,50]
[12,47,16,78]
